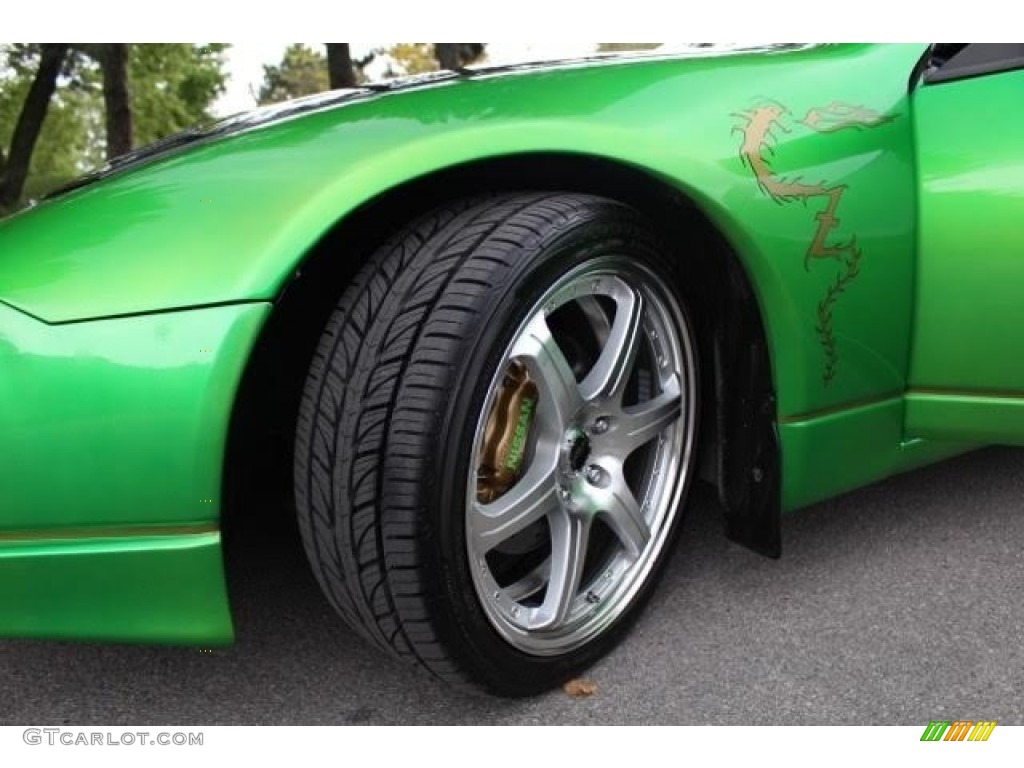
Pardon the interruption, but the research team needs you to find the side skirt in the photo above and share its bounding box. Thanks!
[906,389,1024,445]
[0,528,233,644]
[780,395,975,513]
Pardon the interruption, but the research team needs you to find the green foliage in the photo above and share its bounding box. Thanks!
[256,43,489,102]
[129,44,229,146]
[0,45,101,202]
[384,44,438,76]
[258,44,329,105]
[0,43,228,209]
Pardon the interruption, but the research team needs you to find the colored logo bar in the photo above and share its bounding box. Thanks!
[920,721,997,741]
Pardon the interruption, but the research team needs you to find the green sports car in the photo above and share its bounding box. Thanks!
[1,43,1020,696]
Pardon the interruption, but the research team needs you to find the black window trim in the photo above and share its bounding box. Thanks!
[923,43,1024,85]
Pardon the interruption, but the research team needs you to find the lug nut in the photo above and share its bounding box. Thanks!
[585,464,608,487]
[592,417,609,434]
[558,488,572,503]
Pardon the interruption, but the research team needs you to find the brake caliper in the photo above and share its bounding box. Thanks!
[477,360,539,503]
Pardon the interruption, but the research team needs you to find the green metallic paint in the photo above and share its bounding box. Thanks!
[0,301,266,643]
[733,100,895,385]
[0,301,270,531]
[0,530,232,643]
[779,396,972,511]
[907,391,1024,445]
[1,43,1015,645]
[908,67,1024,442]
[0,43,927,425]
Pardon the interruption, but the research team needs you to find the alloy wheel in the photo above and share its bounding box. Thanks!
[466,257,698,655]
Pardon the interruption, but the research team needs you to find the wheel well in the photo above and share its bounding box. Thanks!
[222,152,781,557]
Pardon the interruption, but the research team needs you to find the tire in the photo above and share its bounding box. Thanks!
[294,193,699,696]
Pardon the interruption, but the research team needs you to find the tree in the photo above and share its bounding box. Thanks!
[384,44,438,76]
[325,43,355,89]
[0,43,68,209]
[259,44,329,105]
[128,44,229,145]
[101,44,131,159]
[1,45,102,205]
[434,44,485,70]
[1,43,228,213]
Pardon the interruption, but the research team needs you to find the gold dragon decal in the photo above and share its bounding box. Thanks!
[734,100,892,384]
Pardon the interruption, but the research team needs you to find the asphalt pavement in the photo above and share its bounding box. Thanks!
[2,447,1022,725]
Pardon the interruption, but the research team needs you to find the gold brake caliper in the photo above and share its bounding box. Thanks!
[477,360,539,503]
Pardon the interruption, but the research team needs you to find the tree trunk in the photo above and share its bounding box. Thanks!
[102,44,133,160]
[435,43,459,70]
[326,43,356,88]
[435,44,483,71]
[0,43,68,209]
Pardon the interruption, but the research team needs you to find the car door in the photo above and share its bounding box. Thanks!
[906,44,1024,444]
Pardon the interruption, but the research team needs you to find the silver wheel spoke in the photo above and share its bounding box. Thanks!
[471,451,559,552]
[531,512,590,630]
[602,469,650,559]
[617,375,683,454]
[579,286,642,403]
[503,559,550,603]
[510,312,583,430]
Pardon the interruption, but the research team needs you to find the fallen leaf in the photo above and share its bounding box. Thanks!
[563,678,598,698]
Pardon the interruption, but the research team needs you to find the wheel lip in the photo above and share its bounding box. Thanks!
[464,254,698,657]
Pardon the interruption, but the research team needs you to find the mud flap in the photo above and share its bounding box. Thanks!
[713,265,782,559]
